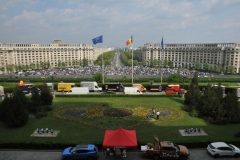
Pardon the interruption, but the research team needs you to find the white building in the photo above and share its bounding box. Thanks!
[0,40,109,73]
[139,43,240,73]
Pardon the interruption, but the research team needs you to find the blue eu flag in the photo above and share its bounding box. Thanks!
[92,35,103,44]
[161,37,164,49]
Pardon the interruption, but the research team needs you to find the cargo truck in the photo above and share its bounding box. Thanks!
[57,83,75,92]
[80,81,102,92]
[103,82,124,92]
[67,87,89,94]
[132,84,146,92]
[141,136,190,160]
[149,83,162,92]
[124,87,142,95]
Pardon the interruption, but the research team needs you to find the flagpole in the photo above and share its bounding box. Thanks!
[131,43,133,84]
[102,44,104,84]
[101,34,104,84]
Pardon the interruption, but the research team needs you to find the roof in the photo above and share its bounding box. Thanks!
[211,142,228,148]
[102,128,137,149]
[160,141,174,147]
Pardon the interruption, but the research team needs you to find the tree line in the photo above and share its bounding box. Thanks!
[0,83,53,128]
[184,73,240,124]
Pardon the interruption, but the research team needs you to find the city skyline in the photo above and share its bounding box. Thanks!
[0,0,240,47]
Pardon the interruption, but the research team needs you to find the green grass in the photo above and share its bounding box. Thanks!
[0,97,240,148]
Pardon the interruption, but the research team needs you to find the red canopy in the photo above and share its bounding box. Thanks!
[102,128,137,149]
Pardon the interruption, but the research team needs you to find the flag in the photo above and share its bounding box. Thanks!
[92,35,103,44]
[126,36,133,46]
[161,37,164,49]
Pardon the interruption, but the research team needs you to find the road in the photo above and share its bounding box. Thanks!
[0,149,238,160]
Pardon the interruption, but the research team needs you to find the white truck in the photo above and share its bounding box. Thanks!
[237,88,240,98]
[124,87,142,95]
[80,81,102,92]
[67,87,89,94]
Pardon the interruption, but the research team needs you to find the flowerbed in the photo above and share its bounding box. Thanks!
[53,103,183,130]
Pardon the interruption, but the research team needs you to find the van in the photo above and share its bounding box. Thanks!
[58,83,75,92]
[80,81,102,92]
[67,87,89,94]
[132,84,146,92]
[20,84,41,94]
[124,87,142,95]
[103,82,124,92]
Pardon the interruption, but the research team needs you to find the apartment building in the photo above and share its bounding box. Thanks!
[0,40,109,73]
[140,43,240,73]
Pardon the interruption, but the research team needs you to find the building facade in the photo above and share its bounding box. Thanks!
[140,43,240,73]
[0,40,109,73]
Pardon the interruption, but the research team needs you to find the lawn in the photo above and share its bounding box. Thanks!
[0,96,240,149]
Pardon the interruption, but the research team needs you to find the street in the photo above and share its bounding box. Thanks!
[0,149,239,160]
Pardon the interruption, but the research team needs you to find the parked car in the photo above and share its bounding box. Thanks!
[207,142,240,158]
[62,144,98,160]
[101,91,116,94]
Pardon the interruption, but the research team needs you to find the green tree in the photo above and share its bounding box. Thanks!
[0,67,4,74]
[228,65,235,74]
[198,84,226,124]
[195,62,201,70]
[223,90,240,123]
[0,89,29,128]
[93,72,105,83]
[184,72,201,114]
[29,87,42,113]
[40,83,53,106]
[167,74,183,84]
[204,63,208,71]
[83,58,88,67]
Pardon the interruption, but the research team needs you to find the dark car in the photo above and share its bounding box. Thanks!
[101,91,116,94]
[62,144,98,160]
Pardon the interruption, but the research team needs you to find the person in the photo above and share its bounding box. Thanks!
[122,149,127,158]
[148,108,156,118]
[61,89,64,94]
[105,148,110,158]
[156,111,160,120]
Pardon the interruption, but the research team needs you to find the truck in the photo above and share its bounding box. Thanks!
[20,84,41,94]
[149,83,162,92]
[67,87,89,94]
[237,88,240,98]
[103,82,124,92]
[57,83,75,92]
[141,136,190,160]
[0,86,4,99]
[165,84,186,95]
[80,81,102,92]
[124,87,142,95]
[46,83,54,94]
[132,84,146,92]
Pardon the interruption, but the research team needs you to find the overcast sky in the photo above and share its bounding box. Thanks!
[0,0,240,48]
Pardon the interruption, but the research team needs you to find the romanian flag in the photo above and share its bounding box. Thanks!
[126,36,133,46]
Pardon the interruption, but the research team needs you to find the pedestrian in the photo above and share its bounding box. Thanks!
[156,110,160,120]
[105,148,110,158]
[61,89,64,94]
[122,149,127,158]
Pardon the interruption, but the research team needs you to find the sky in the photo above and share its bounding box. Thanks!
[0,0,240,48]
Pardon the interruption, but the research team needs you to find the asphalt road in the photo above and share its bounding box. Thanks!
[0,149,239,160]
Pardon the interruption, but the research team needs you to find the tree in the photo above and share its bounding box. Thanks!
[0,89,29,128]
[195,62,201,70]
[227,65,235,74]
[223,90,240,123]
[93,72,105,83]
[83,58,88,67]
[0,67,4,74]
[184,72,201,114]
[167,74,183,84]
[198,84,227,124]
[40,83,53,106]
[29,87,42,113]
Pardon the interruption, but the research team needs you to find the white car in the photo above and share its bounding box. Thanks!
[207,142,240,158]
